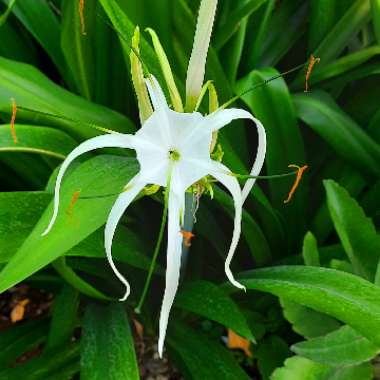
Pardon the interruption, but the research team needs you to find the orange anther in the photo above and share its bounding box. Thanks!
[10,98,17,144]
[304,55,320,92]
[227,329,253,358]
[10,299,30,323]
[284,164,308,204]
[67,190,81,217]
[79,0,86,36]
[180,230,195,247]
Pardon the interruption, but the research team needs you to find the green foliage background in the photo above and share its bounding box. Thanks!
[0,0,380,378]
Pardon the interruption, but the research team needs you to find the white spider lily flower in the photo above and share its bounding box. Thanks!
[42,76,266,357]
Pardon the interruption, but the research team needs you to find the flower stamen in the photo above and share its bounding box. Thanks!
[67,190,81,217]
[10,98,17,144]
[304,55,320,93]
[180,230,195,247]
[284,164,308,203]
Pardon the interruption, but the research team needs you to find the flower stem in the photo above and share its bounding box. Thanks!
[134,170,172,314]
[233,171,299,180]
[180,193,196,271]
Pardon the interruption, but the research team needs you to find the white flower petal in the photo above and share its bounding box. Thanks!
[208,161,246,291]
[158,187,184,357]
[104,175,147,301]
[42,134,134,236]
[175,158,212,193]
[241,117,266,203]
[145,75,172,144]
[145,75,170,112]
[190,108,267,204]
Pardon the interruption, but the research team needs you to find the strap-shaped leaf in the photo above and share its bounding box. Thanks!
[81,303,139,380]
[294,91,380,177]
[291,325,379,366]
[0,156,138,294]
[0,124,77,159]
[325,180,380,281]
[168,321,251,380]
[272,356,373,380]
[175,280,253,339]
[0,57,134,139]
[236,266,380,346]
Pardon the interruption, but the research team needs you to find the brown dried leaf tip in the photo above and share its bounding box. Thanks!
[79,0,86,36]
[284,164,308,204]
[305,54,320,92]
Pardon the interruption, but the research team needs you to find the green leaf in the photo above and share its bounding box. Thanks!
[272,356,373,380]
[98,0,162,81]
[302,232,320,266]
[245,0,306,68]
[81,302,139,380]
[61,0,95,99]
[53,257,111,300]
[0,124,77,159]
[293,91,380,177]
[43,362,80,380]
[308,0,336,52]
[175,280,253,339]
[0,0,15,27]
[237,266,380,346]
[325,180,380,281]
[280,298,340,339]
[0,156,138,293]
[311,167,366,244]
[0,319,48,367]
[313,0,371,63]
[0,20,37,64]
[255,335,291,380]
[292,46,380,91]
[214,186,272,266]
[0,343,79,380]
[221,17,248,83]
[66,226,157,273]
[0,191,51,263]
[168,321,250,380]
[0,56,134,140]
[47,284,79,349]
[1,0,67,77]
[292,325,379,366]
[237,68,307,247]
[247,0,276,68]
[214,0,267,49]
[368,107,380,144]
[372,0,380,44]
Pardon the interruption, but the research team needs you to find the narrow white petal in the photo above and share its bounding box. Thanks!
[189,108,266,203]
[145,75,169,112]
[42,134,134,236]
[241,116,266,203]
[158,188,184,357]
[104,175,147,301]
[145,75,172,144]
[209,161,246,291]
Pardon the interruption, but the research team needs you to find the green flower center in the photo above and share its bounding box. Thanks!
[169,149,181,161]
